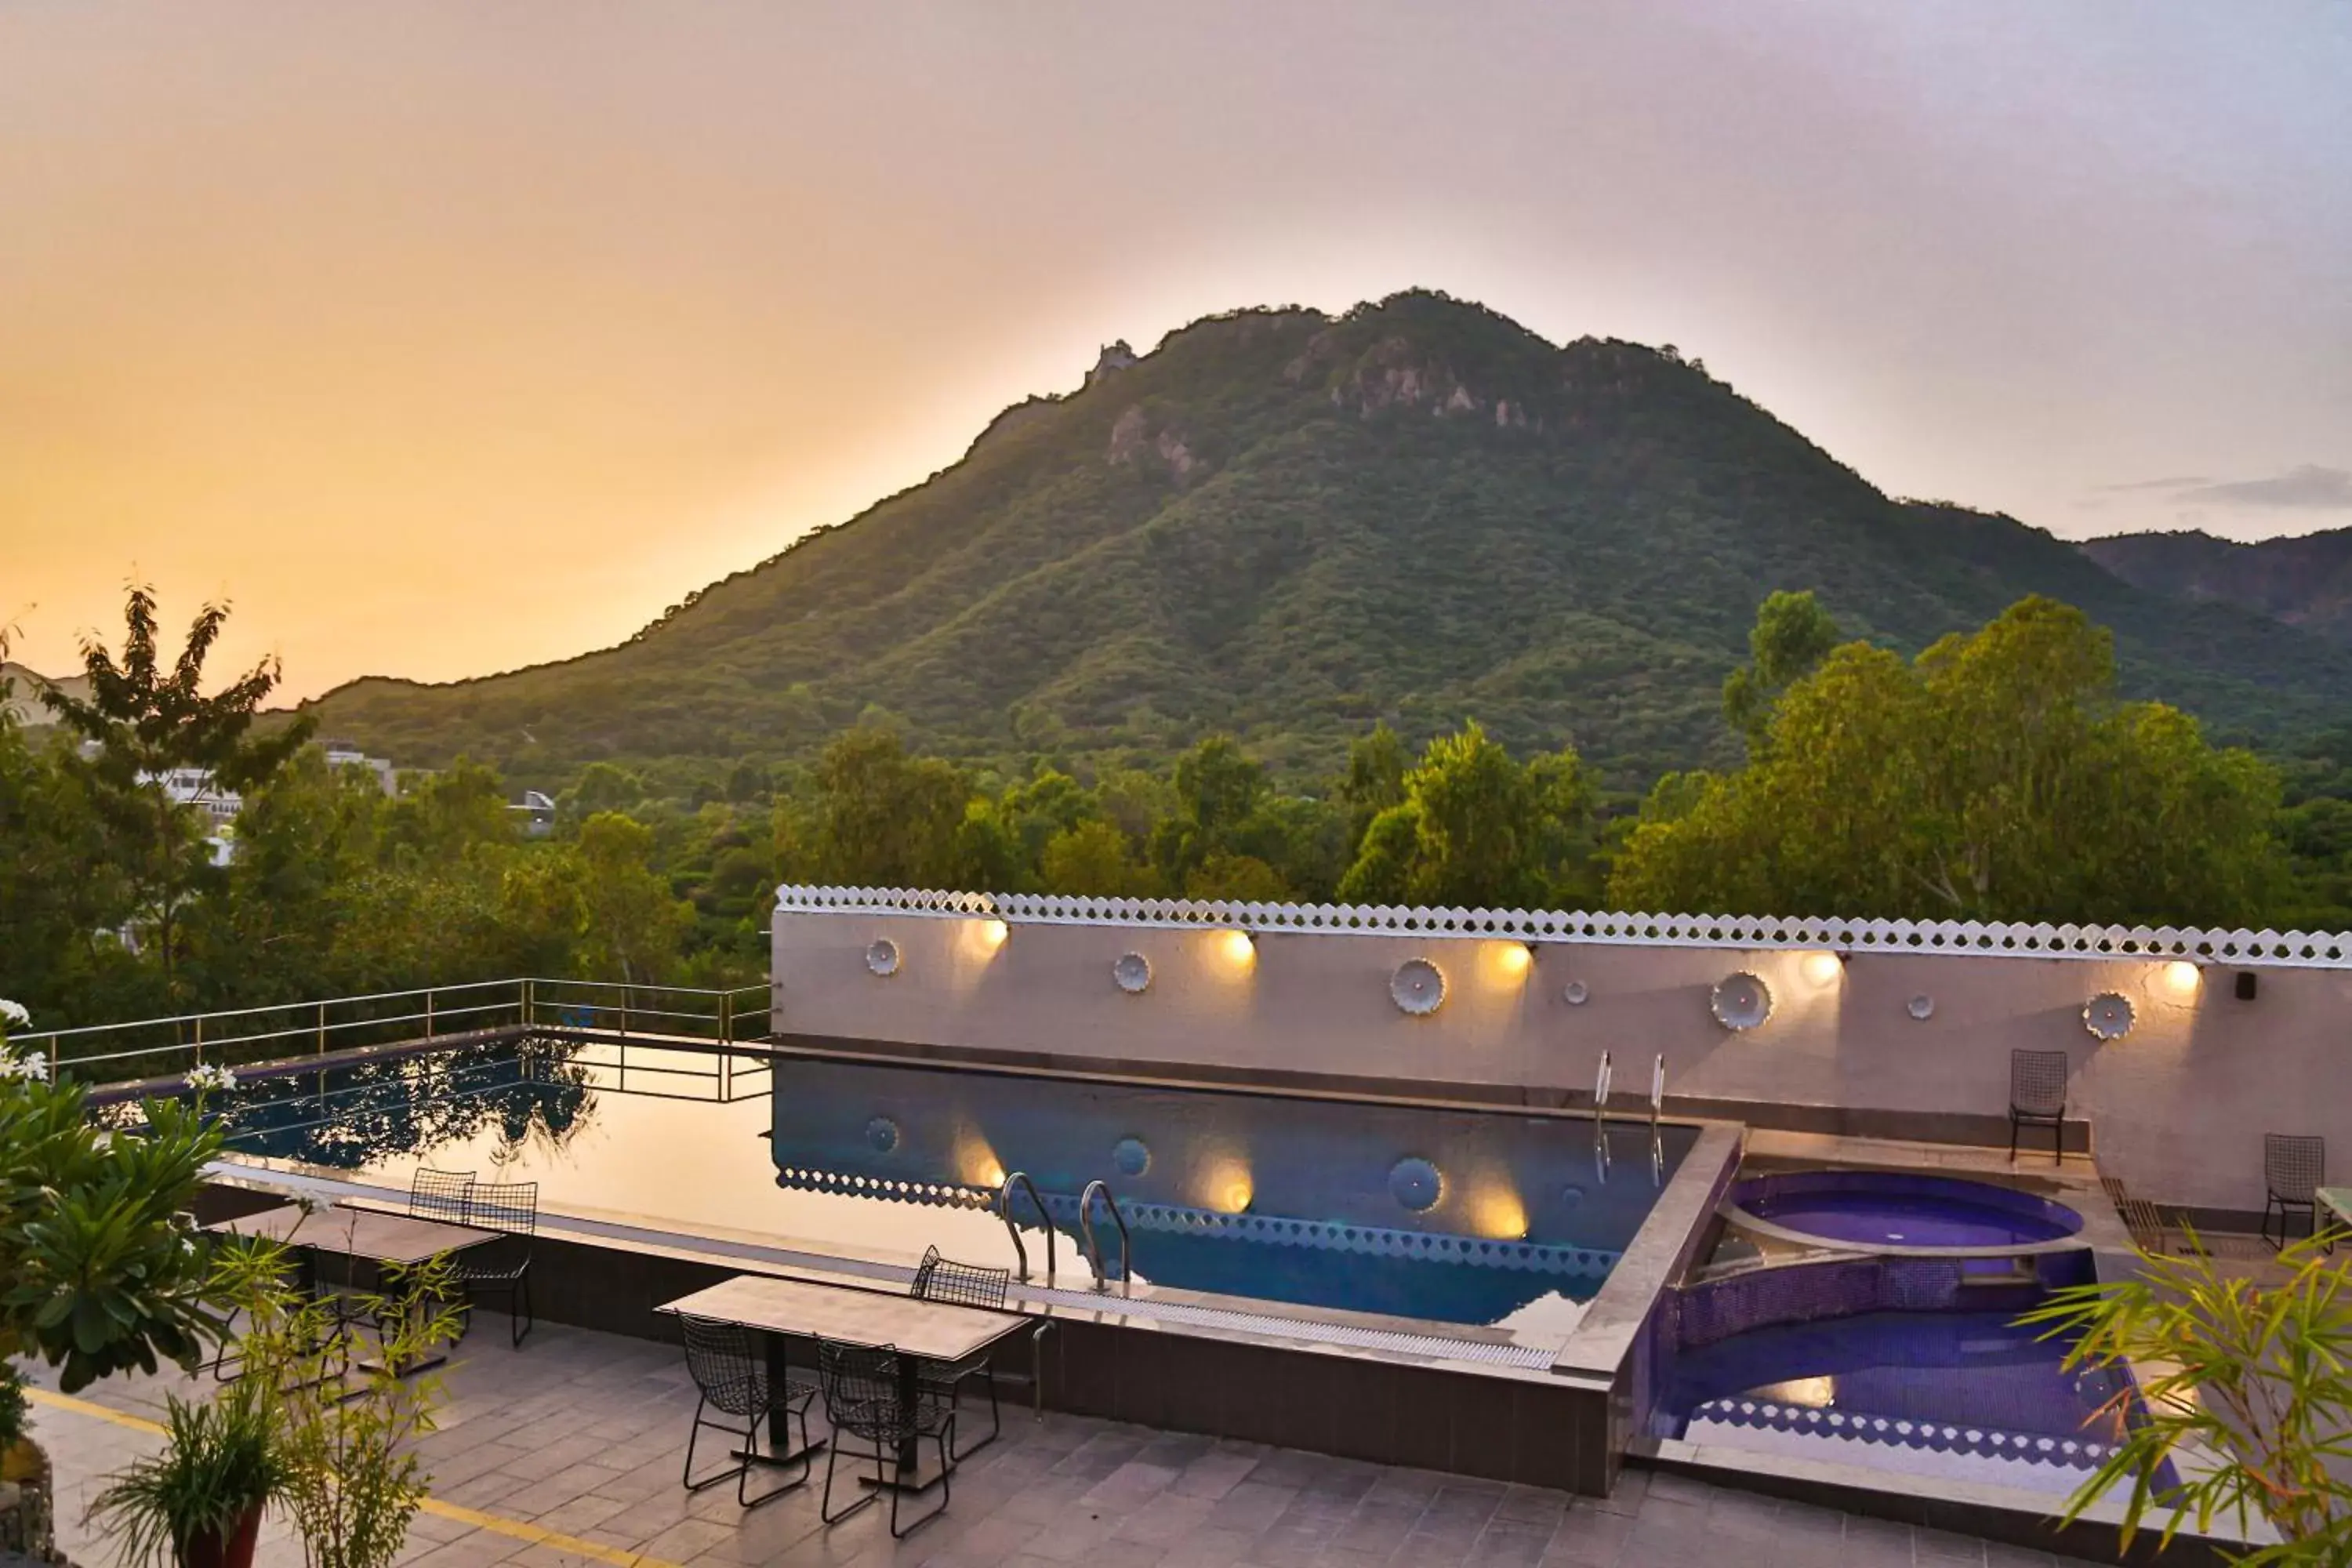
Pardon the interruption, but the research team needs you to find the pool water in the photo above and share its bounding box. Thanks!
[1656,1309,2143,1495]
[199,1040,1693,1330]
[1735,1171,2082,1249]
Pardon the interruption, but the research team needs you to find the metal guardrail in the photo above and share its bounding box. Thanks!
[13,977,773,1089]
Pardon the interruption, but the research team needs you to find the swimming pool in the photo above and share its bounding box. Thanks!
[198,1040,1696,1330]
[1654,1308,2141,1495]
[1726,1170,2084,1251]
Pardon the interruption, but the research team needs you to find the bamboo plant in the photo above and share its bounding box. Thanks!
[2020,1231,2352,1564]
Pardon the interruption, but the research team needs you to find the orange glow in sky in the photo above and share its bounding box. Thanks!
[5,5,2346,699]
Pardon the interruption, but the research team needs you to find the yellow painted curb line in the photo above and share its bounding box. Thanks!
[27,1388,682,1568]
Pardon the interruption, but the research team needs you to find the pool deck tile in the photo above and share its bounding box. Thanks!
[24,1317,2122,1568]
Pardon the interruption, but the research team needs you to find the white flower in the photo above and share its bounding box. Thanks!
[0,1050,46,1084]
[184,1063,238,1093]
[0,998,27,1029]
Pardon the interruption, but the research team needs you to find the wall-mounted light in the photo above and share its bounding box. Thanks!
[1198,1156,1253,1214]
[1801,950,1844,988]
[1218,929,1256,969]
[1495,941,1534,982]
[2158,960,2201,999]
[1711,972,1773,1031]
[978,918,1010,951]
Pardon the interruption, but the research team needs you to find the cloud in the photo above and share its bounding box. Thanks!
[2174,465,2352,510]
[2096,475,2212,493]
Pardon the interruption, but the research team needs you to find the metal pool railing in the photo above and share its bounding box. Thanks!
[12,977,775,1091]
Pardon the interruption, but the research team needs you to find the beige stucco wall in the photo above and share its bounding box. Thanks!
[771,908,2352,1214]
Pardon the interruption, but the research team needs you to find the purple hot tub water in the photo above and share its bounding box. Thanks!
[1730,1170,2083,1250]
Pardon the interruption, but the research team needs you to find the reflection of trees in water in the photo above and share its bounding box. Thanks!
[219,1036,596,1170]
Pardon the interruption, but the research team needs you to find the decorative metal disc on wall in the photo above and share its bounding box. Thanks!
[1112,952,1152,993]
[2083,992,2136,1040]
[1711,972,1773,1031]
[1907,994,1936,1021]
[1388,1157,1443,1211]
[1112,1136,1151,1177]
[1562,980,1591,1006]
[864,1116,901,1154]
[865,938,901,977]
[1391,957,1446,1014]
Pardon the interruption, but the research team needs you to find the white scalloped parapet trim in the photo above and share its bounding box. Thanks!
[771,885,2352,969]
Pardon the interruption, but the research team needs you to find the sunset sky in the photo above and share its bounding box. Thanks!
[4,3,2347,700]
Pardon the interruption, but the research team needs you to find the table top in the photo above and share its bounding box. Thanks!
[660,1273,1022,1363]
[205,1202,496,1265]
[2318,1188,2352,1221]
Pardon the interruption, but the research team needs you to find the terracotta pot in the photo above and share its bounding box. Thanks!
[180,1501,264,1568]
[0,1437,41,1485]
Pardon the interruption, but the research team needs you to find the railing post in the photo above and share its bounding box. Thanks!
[194,1014,204,1070]
[317,1001,327,1055]
[426,987,435,1040]
[521,977,533,1033]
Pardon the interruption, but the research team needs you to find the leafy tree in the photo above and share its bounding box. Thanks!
[808,727,970,887]
[561,762,644,824]
[1340,721,1409,841]
[1610,597,2285,924]
[1335,720,1597,908]
[1040,819,1159,898]
[383,758,513,864]
[1720,590,1842,751]
[1183,853,1289,903]
[569,813,693,984]
[37,589,314,996]
[0,679,140,1019]
[1151,735,1269,888]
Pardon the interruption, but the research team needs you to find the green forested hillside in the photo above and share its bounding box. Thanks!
[303,292,2352,786]
[2082,527,2352,648]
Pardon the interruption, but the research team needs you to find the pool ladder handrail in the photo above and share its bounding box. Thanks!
[1592,1050,1613,1127]
[1076,1179,1131,1295]
[996,1171,1057,1286]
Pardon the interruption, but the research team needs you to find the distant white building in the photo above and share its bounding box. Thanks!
[511,789,556,839]
[321,740,400,797]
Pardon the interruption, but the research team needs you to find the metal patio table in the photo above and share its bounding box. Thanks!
[660,1272,1025,1488]
[205,1201,498,1377]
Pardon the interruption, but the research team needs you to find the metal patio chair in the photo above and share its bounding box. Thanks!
[817,1338,956,1538]
[407,1167,477,1225]
[2263,1134,2326,1251]
[909,1244,1012,1458]
[677,1314,813,1507]
[2008,1049,2070,1164]
[454,1180,538,1346]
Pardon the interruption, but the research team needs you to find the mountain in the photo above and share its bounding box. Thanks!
[2082,528,2352,648]
[300,292,2352,787]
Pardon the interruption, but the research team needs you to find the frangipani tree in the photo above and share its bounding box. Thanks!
[0,1000,234,1391]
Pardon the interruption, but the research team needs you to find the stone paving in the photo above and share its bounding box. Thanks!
[26,1319,2110,1568]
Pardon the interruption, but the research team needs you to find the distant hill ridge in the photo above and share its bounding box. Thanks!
[301,291,2352,784]
[2083,528,2352,648]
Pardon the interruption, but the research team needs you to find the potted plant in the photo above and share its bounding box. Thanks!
[86,1381,288,1568]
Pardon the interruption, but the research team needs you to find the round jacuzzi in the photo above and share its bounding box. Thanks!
[1725,1170,2084,1253]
